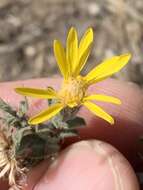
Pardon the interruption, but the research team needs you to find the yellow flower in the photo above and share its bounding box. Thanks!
[15,27,131,125]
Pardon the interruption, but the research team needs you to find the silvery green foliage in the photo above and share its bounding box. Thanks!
[0,97,86,168]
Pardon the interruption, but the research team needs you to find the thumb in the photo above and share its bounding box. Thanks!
[25,140,139,190]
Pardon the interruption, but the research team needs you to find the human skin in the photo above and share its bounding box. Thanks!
[0,78,143,190]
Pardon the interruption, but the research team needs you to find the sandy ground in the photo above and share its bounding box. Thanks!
[0,0,143,86]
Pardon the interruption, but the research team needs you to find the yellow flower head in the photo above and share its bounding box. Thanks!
[15,27,131,125]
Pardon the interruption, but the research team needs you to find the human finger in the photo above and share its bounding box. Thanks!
[27,140,139,190]
[0,78,143,168]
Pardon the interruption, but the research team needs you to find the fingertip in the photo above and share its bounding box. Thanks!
[34,140,139,190]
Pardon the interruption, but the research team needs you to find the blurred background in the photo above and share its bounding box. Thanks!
[0,0,143,86]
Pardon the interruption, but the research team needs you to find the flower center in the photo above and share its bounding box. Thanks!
[58,76,86,107]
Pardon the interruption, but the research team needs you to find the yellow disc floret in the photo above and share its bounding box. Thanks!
[58,76,86,107]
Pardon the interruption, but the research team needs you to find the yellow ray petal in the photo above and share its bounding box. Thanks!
[66,27,78,75]
[84,94,121,104]
[29,103,63,125]
[84,53,131,85]
[73,28,93,76]
[83,101,114,124]
[15,87,57,99]
[79,28,93,56]
[54,40,68,79]
[74,45,91,76]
